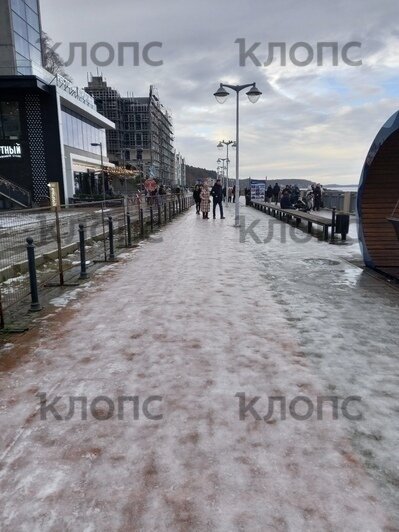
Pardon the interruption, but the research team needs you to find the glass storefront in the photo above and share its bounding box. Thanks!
[73,171,110,197]
[61,107,107,156]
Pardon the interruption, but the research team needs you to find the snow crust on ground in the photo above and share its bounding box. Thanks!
[0,201,397,531]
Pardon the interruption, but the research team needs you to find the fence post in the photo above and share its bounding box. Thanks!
[126,212,132,246]
[158,205,162,226]
[54,207,64,286]
[330,207,336,244]
[140,208,145,237]
[150,207,154,232]
[108,216,115,260]
[79,224,89,279]
[169,201,172,221]
[26,237,41,312]
[101,202,107,261]
[0,286,4,330]
[164,203,167,224]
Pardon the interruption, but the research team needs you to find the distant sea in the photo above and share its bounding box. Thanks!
[326,185,358,192]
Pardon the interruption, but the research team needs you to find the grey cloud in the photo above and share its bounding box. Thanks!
[40,0,399,183]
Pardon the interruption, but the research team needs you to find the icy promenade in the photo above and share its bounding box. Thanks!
[0,201,398,531]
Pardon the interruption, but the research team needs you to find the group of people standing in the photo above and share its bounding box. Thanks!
[265,183,301,207]
[193,179,226,219]
[145,183,167,206]
[265,182,324,211]
[227,185,236,203]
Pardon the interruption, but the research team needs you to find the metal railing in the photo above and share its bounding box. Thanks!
[0,194,194,329]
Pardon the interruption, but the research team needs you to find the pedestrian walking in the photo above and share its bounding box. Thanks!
[210,178,225,219]
[200,181,210,219]
[232,185,236,203]
[193,185,201,214]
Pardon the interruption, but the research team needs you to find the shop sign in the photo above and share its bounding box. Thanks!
[0,143,22,159]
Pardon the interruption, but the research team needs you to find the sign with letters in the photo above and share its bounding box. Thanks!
[48,182,61,209]
[0,143,22,159]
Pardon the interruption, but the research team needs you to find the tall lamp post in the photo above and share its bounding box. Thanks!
[217,157,228,202]
[217,140,235,204]
[214,83,261,226]
[91,142,105,201]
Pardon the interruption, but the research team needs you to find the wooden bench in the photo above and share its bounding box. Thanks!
[250,200,346,241]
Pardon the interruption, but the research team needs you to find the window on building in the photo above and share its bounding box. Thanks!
[61,106,107,157]
[29,44,42,65]
[0,101,21,140]
[11,0,26,19]
[12,11,28,40]
[25,6,39,31]
[27,25,40,48]
[14,33,30,60]
[24,0,39,13]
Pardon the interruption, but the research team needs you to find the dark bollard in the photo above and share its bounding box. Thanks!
[172,200,175,217]
[26,237,41,312]
[330,208,336,243]
[108,216,115,260]
[169,202,172,221]
[126,212,132,247]
[150,207,154,232]
[79,224,89,279]
[164,203,167,224]
[158,205,162,226]
[335,212,350,241]
[140,208,145,237]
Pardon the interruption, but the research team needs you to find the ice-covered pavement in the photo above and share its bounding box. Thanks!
[0,201,398,531]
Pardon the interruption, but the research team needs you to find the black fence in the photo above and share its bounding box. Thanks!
[0,194,193,329]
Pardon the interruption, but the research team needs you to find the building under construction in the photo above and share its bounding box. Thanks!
[85,75,175,185]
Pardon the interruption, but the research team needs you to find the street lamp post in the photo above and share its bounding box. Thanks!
[214,83,261,226]
[91,142,105,201]
[218,140,235,204]
[217,157,228,202]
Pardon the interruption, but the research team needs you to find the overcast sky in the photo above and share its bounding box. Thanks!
[40,0,399,184]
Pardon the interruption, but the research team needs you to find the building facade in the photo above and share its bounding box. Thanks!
[0,0,44,77]
[174,151,186,187]
[85,76,175,185]
[0,0,115,207]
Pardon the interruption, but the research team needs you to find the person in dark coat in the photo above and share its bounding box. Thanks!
[193,185,201,214]
[313,184,322,211]
[280,190,292,209]
[272,183,280,204]
[265,185,273,203]
[232,185,236,203]
[210,179,225,219]
[290,185,300,205]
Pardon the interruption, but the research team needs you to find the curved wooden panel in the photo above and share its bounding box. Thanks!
[357,112,399,275]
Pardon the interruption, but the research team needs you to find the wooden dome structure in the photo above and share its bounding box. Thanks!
[357,111,399,279]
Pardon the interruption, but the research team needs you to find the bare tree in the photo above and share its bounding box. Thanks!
[41,32,73,82]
